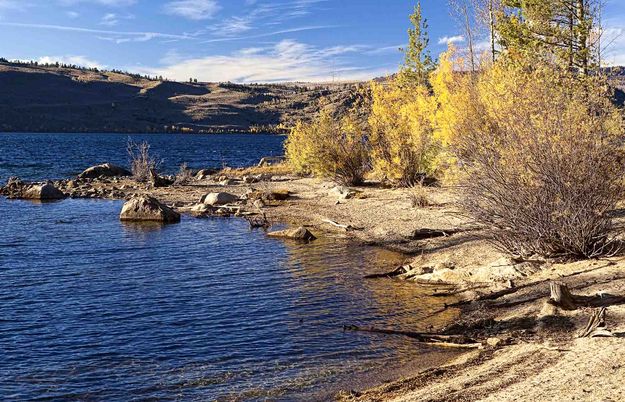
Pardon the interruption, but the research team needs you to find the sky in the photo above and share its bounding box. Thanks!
[1,0,625,83]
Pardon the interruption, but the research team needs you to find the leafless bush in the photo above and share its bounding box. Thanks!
[409,184,432,208]
[456,67,625,259]
[127,139,160,182]
[174,162,194,185]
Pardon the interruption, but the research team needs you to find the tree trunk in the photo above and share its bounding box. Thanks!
[489,0,496,63]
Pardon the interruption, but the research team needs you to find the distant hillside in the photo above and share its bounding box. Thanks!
[0,61,366,134]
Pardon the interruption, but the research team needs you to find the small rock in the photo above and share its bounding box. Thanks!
[268,227,316,241]
[329,186,356,200]
[219,179,238,186]
[242,175,260,184]
[78,163,131,179]
[265,190,290,201]
[258,156,284,167]
[195,169,217,180]
[486,337,503,348]
[201,192,239,206]
[119,195,180,223]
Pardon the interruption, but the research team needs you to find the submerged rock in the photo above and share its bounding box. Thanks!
[201,192,239,206]
[119,195,180,223]
[78,163,131,179]
[23,183,66,200]
[268,226,316,241]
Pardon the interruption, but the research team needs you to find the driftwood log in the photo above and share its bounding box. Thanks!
[343,325,481,348]
[548,281,625,311]
[578,307,613,338]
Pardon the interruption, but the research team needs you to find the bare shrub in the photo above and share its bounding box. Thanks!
[455,63,625,259]
[409,184,432,208]
[127,139,160,182]
[174,162,194,185]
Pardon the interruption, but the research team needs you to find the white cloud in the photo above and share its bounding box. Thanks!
[37,55,105,69]
[136,39,392,83]
[163,0,220,20]
[601,25,625,66]
[100,13,119,26]
[58,0,136,6]
[66,11,80,18]
[0,22,193,43]
[438,35,465,45]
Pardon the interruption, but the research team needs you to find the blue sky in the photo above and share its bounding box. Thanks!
[1,0,625,83]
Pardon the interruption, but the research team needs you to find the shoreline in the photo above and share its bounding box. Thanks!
[4,169,625,400]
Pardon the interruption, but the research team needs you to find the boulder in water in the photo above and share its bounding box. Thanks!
[268,227,316,241]
[119,195,180,223]
[201,192,239,206]
[22,183,66,200]
[78,163,132,179]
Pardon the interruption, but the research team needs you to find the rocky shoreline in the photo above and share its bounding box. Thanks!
[4,163,625,401]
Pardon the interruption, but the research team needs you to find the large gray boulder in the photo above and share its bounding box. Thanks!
[201,192,238,206]
[22,183,66,200]
[268,227,317,241]
[119,195,180,223]
[78,163,132,179]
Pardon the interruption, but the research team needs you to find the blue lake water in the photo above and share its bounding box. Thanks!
[0,133,457,400]
[0,132,285,182]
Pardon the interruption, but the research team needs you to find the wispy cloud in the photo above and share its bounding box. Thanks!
[99,12,133,26]
[201,25,339,44]
[58,0,136,6]
[163,0,220,20]
[0,21,193,43]
[364,44,405,56]
[66,10,80,18]
[37,55,104,69]
[199,0,329,40]
[601,17,625,66]
[137,39,393,83]
[438,35,465,45]
[100,13,119,26]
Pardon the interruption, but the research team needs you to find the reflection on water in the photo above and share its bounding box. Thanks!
[0,197,459,400]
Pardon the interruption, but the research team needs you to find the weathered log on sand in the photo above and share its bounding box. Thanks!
[579,307,614,338]
[343,324,481,348]
[548,282,625,311]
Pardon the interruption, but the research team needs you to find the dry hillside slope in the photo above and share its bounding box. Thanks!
[0,62,364,133]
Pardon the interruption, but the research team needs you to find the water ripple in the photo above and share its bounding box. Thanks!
[0,196,455,400]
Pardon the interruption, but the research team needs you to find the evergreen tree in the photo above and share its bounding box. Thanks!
[497,0,599,74]
[399,2,435,86]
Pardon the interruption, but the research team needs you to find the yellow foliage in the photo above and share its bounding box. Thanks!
[284,110,370,185]
[368,78,439,186]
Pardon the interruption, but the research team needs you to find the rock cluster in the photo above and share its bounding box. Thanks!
[0,177,66,200]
